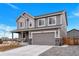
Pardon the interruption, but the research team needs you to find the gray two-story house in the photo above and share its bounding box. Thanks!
[11,11,67,45]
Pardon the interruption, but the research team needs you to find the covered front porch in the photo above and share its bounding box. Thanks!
[11,29,30,42]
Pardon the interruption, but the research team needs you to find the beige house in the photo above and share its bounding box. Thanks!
[11,11,67,45]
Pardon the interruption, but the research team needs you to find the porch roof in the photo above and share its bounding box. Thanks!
[11,25,61,33]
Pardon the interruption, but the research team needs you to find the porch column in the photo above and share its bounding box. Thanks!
[21,31,23,41]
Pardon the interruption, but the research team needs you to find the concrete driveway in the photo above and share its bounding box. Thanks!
[39,45,79,56]
[0,45,53,56]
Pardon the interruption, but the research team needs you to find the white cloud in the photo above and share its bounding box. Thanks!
[0,24,18,38]
[7,3,20,10]
[73,12,79,17]
[69,6,79,18]
[0,24,16,31]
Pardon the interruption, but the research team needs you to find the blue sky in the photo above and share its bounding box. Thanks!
[0,3,79,38]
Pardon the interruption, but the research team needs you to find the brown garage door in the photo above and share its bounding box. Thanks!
[32,32,55,45]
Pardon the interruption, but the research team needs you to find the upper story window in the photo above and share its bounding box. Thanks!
[20,22,23,27]
[48,16,56,26]
[29,22,32,27]
[38,18,45,27]
[27,19,29,21]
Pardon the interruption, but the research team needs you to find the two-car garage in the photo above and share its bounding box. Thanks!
[31,30,58,45]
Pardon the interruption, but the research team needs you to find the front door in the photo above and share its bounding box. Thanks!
[23,32,26,38]
[23,32,28,42]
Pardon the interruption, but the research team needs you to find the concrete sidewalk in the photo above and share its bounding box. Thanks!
[0,45,53,56]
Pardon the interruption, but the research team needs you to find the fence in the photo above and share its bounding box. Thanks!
[63,37,79,45]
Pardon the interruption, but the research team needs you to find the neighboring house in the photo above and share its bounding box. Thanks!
[11,11,67,45]
[67,29,79,38]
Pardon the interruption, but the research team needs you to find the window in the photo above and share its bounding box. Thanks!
[29,22,32,27]
[38,18,45,27]
[39,20,44,25]
[27,19,29,21]
[20,22,23,27]
[48,16,56,25]
[26,19,29,28]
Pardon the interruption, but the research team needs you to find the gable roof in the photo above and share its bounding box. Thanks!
[16,10,68,25]
[67,29,79,33]
[16,12,34,22]
[34,10,65,18]
[34,10,68,26]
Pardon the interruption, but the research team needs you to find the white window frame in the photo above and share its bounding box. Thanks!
[38,18,45,27]
[48,16,56,26]
[19,22,22,27]
[19,22,24,29]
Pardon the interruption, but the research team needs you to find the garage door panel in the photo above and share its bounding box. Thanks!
[32,32,55,45]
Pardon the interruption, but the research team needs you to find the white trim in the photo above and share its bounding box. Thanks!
[29,30,60,39]
[29,32,32,38]
[60,15,63,24]
[55,29,60,38]
[38,18,45,27]
[19,22,24,29]
[48,16,56,26]
[58,29,60,38]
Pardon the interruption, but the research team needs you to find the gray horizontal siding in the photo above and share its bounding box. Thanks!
[35,15,61,28]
